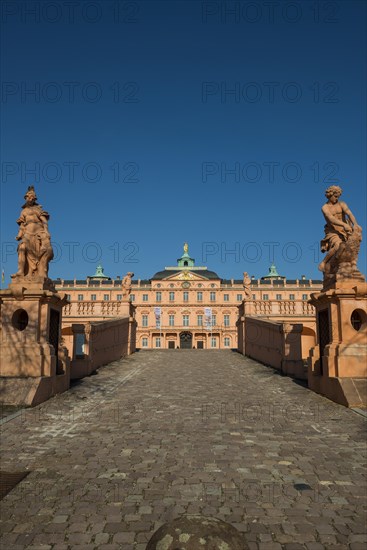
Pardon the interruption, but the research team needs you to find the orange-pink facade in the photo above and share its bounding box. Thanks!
[55,247,322,356]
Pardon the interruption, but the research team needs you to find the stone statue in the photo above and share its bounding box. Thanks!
[12,186,54,279]
[243,271,252,300]
[121,272,134,299]
[318,186,364,287]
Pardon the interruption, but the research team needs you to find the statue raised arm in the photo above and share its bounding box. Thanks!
[318,185,364,288]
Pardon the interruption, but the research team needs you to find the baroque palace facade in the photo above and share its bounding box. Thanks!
[55,245,323,355]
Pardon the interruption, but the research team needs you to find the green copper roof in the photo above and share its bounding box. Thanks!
[262,263,285,279]
[89,264,110,279]
[177,242,195,268]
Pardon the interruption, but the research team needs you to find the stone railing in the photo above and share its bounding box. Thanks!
[254,301,273,315]
[251,300,314,317]
[69,316,136,380]
[301,302,315,315]
[238,316,305,380]
[63,300,129,318]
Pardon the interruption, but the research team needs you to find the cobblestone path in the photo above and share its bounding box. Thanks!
[0,350,366,549]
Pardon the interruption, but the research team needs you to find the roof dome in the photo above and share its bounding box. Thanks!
[261,263,285,279]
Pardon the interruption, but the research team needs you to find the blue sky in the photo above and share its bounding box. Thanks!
[1,0,366,282]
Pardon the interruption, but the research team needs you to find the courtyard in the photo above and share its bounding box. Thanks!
[1,350,366,549]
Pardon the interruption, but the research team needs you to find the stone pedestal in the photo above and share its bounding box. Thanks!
[236,299,255,354]
[308,281,367,407]
[0,277,71,406]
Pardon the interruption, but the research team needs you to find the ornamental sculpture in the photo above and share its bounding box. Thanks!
[319,185,364,288]
[12,186,54,279]
[242,271,252,300]
[121,272,134,299]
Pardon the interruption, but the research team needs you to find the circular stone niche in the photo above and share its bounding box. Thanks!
[12,309,29,331]
[350,309,367,332]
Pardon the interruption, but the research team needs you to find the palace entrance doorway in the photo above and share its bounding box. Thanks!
[180,331,192,349]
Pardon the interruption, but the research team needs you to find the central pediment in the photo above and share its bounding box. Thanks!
[151,268,220,281]
[165,271,208,281]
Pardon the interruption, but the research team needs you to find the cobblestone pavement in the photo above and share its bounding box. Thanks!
[1,350,366,550]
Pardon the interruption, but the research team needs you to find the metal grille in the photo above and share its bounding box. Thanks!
[318,309,330,375]
[0,471,30,500]
[180,332,192,349]
[49,309,60,373]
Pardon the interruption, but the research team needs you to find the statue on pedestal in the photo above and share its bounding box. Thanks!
[1,186,70,406]
[121,272,134,299]
[318,186,364,288]
[307,186,367,409]
[12,186,54,280]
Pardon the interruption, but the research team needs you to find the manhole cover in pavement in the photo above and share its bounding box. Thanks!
[0,471,30,500]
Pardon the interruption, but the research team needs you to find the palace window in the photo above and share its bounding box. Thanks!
[252,294,256,300]
[143,294,148,302]
[116,294,122,301]
[224,314,230,327]
[156,291,162,302]
[224,337,230,347]
[169,315,175,326]
[130,294,135,302]
[142,338,148,347]
[197,315,203,326]
[211,337,217,348]
[263,294,269,300]
[276,294,282,301]
[169,291,175,301]
[224,294,229,301]
[302,294,308,300]
[91,294,96,301]
[104,294,109,301]
[183,315,189,327]
[289,294,295,300]
[78,294,84,301]
[236,294,242,301]
[142,315,148,327]
[155,337,161,348]
[183,291,189,302]
[212,314,217,326]
[197,291,203,302]
[210,291,216,302]
[66,294,71,301]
